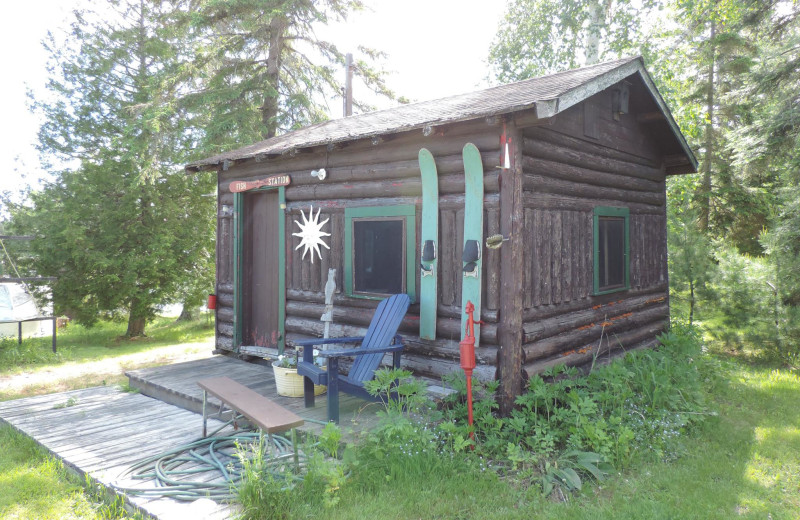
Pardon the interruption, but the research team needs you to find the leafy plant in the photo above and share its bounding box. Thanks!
[364,367,428,417]
[317,422,342,459]
[539,450,611,501]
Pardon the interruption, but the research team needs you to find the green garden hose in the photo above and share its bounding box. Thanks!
[112,423,318,502]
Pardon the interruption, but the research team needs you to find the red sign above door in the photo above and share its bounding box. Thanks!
[229,174,291,192]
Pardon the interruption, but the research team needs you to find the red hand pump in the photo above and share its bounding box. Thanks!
[460,301,481,441]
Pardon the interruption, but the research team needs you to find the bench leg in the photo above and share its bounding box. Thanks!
[291,428,299,474]
[202,390,208,437]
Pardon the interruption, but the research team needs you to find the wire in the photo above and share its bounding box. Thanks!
[112,427,310,502]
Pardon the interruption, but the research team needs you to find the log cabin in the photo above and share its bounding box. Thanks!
[186,56,698,404]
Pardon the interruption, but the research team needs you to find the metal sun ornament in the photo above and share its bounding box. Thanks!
[292,205,330,264]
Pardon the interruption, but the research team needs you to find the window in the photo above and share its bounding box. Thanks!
[344,205,416,301]
[593,206,629,294]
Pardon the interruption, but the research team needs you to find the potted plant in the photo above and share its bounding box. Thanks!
[271,350,326,397]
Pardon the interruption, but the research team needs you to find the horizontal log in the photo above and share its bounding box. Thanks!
[437,304,498,323]
[523,192,664,215]
[524,126,660,170]
[285,192,501,212]
[287,291,499,324]
[523,174,664,206]
[524,157,662,192]
[404,337,497,365]
[436,315,498,344]
[217,283,234,294]
[523,284,668,320]
[523,135,664,182]
[523,293,668,343]
[403,352,496,383]
[217,293,234,307]
[285,316,366,339]
[286,300,498,348]
[522,318,667,377]
[216,336,233,350]
[218,126,501,186]
[285,300,420,337]
[216,308,234,322]
[217,322,234,336]
[522,303,668,363]
[222,151,501,194]
[283,171,500,203]
[579,337,658,373]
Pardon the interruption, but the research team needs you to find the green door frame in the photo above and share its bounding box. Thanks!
[233,186,286,353]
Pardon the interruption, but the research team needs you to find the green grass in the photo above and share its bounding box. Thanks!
[1,316,797,519]
[1,315,214,368]
[0,424,142,519]
[0,316,214,401]
[252,355,799,520]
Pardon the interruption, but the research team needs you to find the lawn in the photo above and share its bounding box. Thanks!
[0,317,798,520]
[0,316,214,401]
[279,356,799,520]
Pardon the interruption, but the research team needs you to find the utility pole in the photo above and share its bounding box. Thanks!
[343,53,353,117]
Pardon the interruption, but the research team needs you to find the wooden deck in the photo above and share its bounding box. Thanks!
[125,355,380,435]
[0,355,384,520]
[0,385,235,519]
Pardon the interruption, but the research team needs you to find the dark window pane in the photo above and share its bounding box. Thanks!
[599,216,625,289]
[353,219,404,295]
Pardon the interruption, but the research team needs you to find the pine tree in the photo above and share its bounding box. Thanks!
[179,0,399,153]
[19,0,215,336]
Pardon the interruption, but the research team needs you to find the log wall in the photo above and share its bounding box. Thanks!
[212,87,677,386]
[215,119,503,381]
[520,90,670,378]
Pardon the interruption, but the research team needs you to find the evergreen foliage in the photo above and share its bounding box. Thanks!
[488,0,800,366]
[7,0,215,336]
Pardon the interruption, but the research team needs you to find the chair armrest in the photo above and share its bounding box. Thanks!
[291,336,365,348]
[318,343,404,358]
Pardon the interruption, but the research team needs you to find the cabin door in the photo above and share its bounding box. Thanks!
[240,189,283,349]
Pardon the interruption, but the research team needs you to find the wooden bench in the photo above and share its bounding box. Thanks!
[197,376,304,437]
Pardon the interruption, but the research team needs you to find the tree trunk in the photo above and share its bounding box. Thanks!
[126,297,148,337]
[689,279,695,326]
[586,1,603,65]
[262,14,286,139]
[177,303,196,322]
[699,20,716,232]
[126,315,147,337]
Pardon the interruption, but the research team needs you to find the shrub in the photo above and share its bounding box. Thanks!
[441,323,710,480]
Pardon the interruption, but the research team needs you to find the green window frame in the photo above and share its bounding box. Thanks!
[593,206,630,295]
[344,205,416,302]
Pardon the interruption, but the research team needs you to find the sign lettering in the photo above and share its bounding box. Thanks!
[229,174,291,192]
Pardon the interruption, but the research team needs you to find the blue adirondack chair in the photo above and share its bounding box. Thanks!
[295,294,411,423]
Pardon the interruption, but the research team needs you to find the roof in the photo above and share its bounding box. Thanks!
[187,56,698,172]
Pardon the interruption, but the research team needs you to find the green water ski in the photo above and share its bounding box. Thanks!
[418,148,439,340]
[461,143,484,346]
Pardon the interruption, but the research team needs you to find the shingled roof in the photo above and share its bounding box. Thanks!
[187,56,697,172]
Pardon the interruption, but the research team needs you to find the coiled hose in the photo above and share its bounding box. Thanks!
[112,425,310,502]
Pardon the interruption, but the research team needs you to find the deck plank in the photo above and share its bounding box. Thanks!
[0,355,384,519]
[0,386,235,520]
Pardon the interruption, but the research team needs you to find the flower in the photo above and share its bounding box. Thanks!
[273,354,297,368]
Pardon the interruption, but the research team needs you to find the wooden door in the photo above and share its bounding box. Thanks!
[241,190,281,347]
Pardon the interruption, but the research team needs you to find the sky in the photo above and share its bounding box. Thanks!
[0,0,510,199]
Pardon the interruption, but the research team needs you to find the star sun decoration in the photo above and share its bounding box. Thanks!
[292,205,330,264]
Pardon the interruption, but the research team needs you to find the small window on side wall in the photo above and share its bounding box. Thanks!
[593,206,629,295]
[344,205,416,301]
